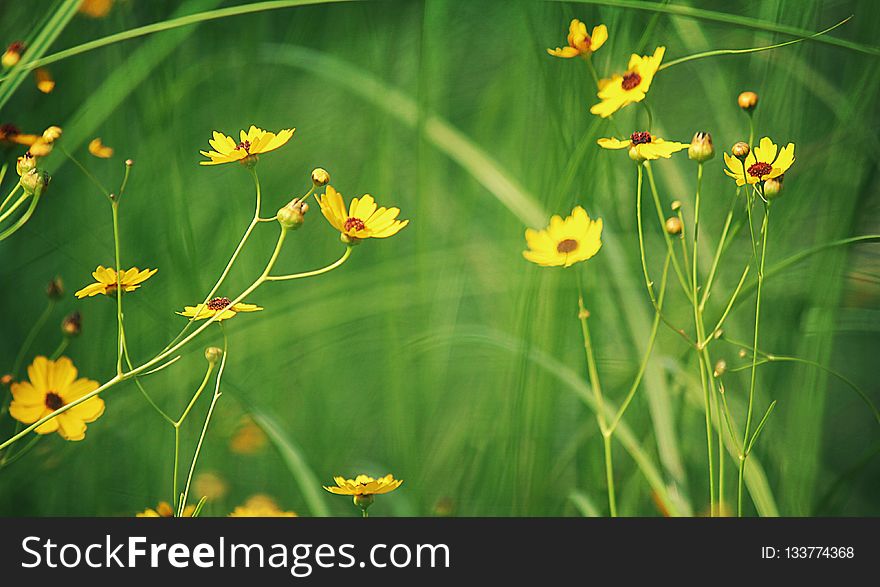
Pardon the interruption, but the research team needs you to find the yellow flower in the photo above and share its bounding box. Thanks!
[8,356,104,441]
[228,495,297,517]
[0,123,39,147]
[136,502,195,517]
[229,416,268,454]
[176,296,262,321]
[317,186,408,242]
[523,206,603,268]
[723,137,795,186]
[88,137,113,158]
[590,46,665,118]
[75,266,157,298]
[324,474,404,497]
[35,68,55,94]
[598,131,687,161]
[199,125,294,166]
[547,19,607,58]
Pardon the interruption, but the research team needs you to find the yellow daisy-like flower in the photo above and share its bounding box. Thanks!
[598,131,687,161]
[75,266,157,298]
[176,296,263,321]
[199,125,294,166]
[317,186,408,242]
[88,137,113,158]
[136,502,195,517]
[547,19,608,58]
[9,356,104,441]
[523,206,603,268]
[323,474,404,497]
[590,46,665,118]
[723,137,795,186]
[228,495,297,517]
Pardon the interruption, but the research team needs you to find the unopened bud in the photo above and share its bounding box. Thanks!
[665,217,683,235]
[688,131,714,162]
[61,311,82,337]
[205,346,224,364]
[125,159,134,167]
[2,42,24,68]
[671,200,682,211]
[16,153,36,176]
[0,374,12,387]
[311,168,330,187]
[732,142,750,161]
[737,91,758,112]
[46,276,64,299]
[20,169,50,196]
[763,176,783,199]
[277,198,308,230]
[738,349,747,358]
[713,360,727,378]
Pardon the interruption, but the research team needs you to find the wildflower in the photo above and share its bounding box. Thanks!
[42,126,62,142]
[230,416,268,454]
[665,217,683,235]
[723,137,794,186]
[324,474,403,513]
[199,125,294,166]
[737,91,758,112]
[176,297,262,321]
[35,68,55,93]
[523,206,603,268]
[8,356,104,441]
[547,19,608,58]
[194,472,228,501]
[598,131,687,162]
[590,46,665,118]
[317,186,408,244]
[15,153,36,175]
[61,311,82,337]
[20,169,50,196]
[136,502,195,517]
[26,126,63,157]
[229,495,297,517]
[277,197,309,230]
[88,137,113,158]
[75,266,157,298]
[0,123,37,147]
[2,42,24,68]
[79,0,114,18]
[311,167,330,186]
[688,131,714,162]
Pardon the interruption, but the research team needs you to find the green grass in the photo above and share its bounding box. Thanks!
[0,0,878,517]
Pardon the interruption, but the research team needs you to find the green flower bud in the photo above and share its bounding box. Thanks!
[20,169,50,196]
[732,142,750,161]
[16,153,36,176]
[665,217,683,235]
[205,346,224,364]
[688,131,714,162]
[763,176,783,199]
[277,198,309,230]
[311,167,330,187]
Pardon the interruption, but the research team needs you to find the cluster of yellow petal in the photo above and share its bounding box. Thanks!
[199,126,294,166]
[547,19,608,58]
[228,495,297,517]
[591,47,665,118]
[317,186,409,241]
[723,137,795,186]
[323,474,404,496]
[75,266,157,298]
[523,206,603,268]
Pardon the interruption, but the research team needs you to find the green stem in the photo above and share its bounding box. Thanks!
[112,201,124,375]
[644,162,692,299]
[48,337,70,360]
[0,193,40,241]
[700,190,738,311]
[0,192,29,225]
[12,300,55,376]
[172,359,217,511]
[0,182,22,215]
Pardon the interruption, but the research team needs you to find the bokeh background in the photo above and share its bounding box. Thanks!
[1,0,878,516]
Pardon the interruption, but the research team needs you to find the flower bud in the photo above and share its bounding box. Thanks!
[665,217,683,235]
[353,494,374,510]
[713,359,727,378]
[2,42,24,68]
[277,198,308,230]
[763,176,783,199]
[20,169,50,196]
[738,348,747,358]
[46,276,64,299]
[125,159,134,167]
[670,200,682,211]
[732,142,750,161]
[61,311,82,337]
[16,153,36,176]
[205,346,224,364]
[311,167,330,187]
[737,91,758,112]
[42,125,62,142]
[688,131,714,162]
[0,374,13,387]
[628,145,646,163]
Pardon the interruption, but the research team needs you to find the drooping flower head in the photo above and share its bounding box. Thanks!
[8,356,104,441]
[598,131,687,162]
[176,296,263,321]
[523,206,603,268]
[591,46,665,118]
[317,186,408,244]
[547,19,608,58]
[199,125,294,166]
[723,137,794,187]
[75,266,157,298]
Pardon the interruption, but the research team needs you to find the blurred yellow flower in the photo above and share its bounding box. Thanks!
[9,356,104,441]
[323,474,403,496]
[229,495,297,517]
[598,131,687,161]
[137,502,195,517]
[523,206,603,268]
[723,137,795,186]
[0,123,39,148]
[317,186,408,243]
[88,137,114,158]
[199,125,294,166]
[2,41,24,68]
[229,416,268,454]
[547,19,607,58]
[590,46,665,118]
[194,472,229,501]
[177,297,262,321]
[75,266,157,298]
[35,68,55,94]
[79,0,114,18]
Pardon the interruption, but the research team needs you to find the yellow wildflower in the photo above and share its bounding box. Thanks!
[229,495,297,517]
[598,131,687,161]
[88,137,114,158]
[176,297,262,322]
[229,416,268,454]
[136,502,195,517]
[324,474,403,497]
[75,266,157,298]
[9,357,104,441]
[723,137,795,186]
[591,46,665,118]
[199,125,294,166]
[317,186,408,243]
[523,206,603,268]
[547,19,607,58]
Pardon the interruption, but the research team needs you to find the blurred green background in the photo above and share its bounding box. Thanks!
[1,0,878,516]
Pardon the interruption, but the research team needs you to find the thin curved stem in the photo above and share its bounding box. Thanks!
[644,162,692,299]
[0,192,30,225]
[0,183,22,215]
[173,359,217,511]
[266,246,352,281]
[112,201,124,375]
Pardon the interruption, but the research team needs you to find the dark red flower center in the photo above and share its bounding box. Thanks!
[45,392,64,411]
[0,123,20,138]
[630,131,652,145]
[7,41,24,54]
[235,140,251,153]
[344,217,366,232]
[747,162,773,178]
[557,239,578,253]
[621,72,642,90]
[207,297,232,311]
